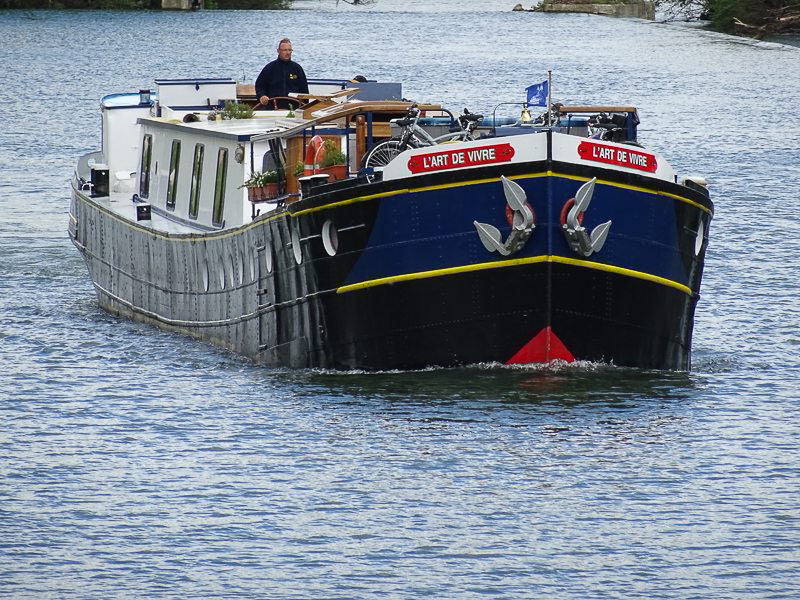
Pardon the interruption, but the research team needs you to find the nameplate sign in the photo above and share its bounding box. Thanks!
[578,141,657,173]
[407,143,515,174]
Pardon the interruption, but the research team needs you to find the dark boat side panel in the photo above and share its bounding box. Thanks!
[549,263,695,369]
[288,260,694,371]
[314,264,550,370]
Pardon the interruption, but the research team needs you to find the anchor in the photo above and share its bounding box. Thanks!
[561,177,611,257]
[474,176,535,256]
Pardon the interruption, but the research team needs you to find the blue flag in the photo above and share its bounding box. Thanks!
[526,80,549,107]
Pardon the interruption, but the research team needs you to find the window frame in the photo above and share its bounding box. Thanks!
[189,143,204,220]
[212,147,228,227]
[139,134,152,199]
[166,139,181,211]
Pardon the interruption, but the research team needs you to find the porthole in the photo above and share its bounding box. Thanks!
[250,247,256,281]
[292,223,302,265]
[694,213,704,256]
[238,248,245,285]
[322,220,338,257]
[218,261,225,290]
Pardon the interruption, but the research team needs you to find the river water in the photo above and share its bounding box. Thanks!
[1,2,799,597]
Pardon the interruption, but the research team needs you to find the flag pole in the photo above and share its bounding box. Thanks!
[547,70,552,127]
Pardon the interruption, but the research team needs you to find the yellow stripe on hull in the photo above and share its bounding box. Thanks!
[337,255,692,296]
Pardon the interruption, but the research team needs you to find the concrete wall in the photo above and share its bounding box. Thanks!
[162,0,202,9]
[536,1,655,20]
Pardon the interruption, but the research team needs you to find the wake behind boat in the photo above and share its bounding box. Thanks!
[69,76,713,370]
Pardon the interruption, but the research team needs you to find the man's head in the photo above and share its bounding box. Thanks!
[277,38,293,61]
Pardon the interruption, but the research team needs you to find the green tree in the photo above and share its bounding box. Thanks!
[657,0,800,34]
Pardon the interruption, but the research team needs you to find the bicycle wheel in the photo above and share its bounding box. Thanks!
[363,140,407,172]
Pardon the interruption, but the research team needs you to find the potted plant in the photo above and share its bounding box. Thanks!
[318,138,348,181]
[242,170,278,202]
[221,100,255,120]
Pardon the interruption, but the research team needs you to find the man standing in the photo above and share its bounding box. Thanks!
[255,38,309,110]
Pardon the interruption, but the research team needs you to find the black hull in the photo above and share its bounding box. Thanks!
[268,261,694,371]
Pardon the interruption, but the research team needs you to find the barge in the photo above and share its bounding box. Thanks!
[69,76,713,370]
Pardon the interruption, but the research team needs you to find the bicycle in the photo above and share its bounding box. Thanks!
[362,104,483,176]
[587,112,629,143]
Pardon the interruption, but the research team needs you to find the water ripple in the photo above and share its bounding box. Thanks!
[2,4,800,598]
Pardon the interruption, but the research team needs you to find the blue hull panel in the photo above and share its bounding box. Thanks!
[341,171,707,296]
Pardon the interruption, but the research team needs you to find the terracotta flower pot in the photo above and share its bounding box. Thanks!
[318,165,347,182]
[247,186,261,202]
[248,183,279,202]
[262,183,279,198]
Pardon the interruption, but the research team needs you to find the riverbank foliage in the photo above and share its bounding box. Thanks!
[0,0,158,6]
[204,0,290,7]
[658,0,800,36]
[0,0,290,7]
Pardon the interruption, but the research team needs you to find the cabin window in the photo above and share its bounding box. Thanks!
[262,149,280,174]
[139,134,152,198]
[189,143,204,219]
[166,139,181,211]
[263,139,287,193]
[213,148,228,227]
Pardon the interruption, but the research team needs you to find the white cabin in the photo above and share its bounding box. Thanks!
[94,77,380,232]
